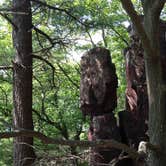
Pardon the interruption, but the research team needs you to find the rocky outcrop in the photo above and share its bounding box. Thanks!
[80,47,121,165]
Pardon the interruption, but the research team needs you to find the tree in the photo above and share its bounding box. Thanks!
[12,0,35,165]
[120,0,166,165]
[2,0,162,165]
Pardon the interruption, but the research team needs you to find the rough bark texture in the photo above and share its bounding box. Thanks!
[122,23,149,148]
[120,1,166,164]
[80,47,121,165]
[122,20,166,165]
[159,21,166,84]
[12,0,35,165]
[146,19,166,166]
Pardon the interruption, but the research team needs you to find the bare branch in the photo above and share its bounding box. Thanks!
[0,7,29,15]
[0,66,13,70]
[109,25,129,46]
[0,12,17,28]
[34,27,44,48]
[32,54,56,88]
[56,62,79,89]
[0,129,139,159]
[31,0,87,27]
[33,39,70,54]
[32,25,54,45]
[102,27,107,48]
[32,109,63,132]
[86,30,95,47]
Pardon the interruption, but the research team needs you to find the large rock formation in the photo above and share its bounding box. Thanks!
[80,47,118,116]
[80,47,121,165]
[79,20,166,166]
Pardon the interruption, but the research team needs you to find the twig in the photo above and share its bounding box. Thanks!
[109,25,129,46]
[0,12,17,29]
[56,63,79,89]
[31,0,87,27]
[32,54,56,88]
[32,109,63,132]
[32,25,54,45]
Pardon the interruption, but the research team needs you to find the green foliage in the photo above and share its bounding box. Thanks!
[0,0,134,165]
[0,139,13,166]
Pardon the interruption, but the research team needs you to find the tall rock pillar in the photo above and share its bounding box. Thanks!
[80,47,120,165]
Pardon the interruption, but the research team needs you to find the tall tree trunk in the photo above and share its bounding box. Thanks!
[145,56,166,166]
[12,0,35,165]
[144,14,166,166]
[120,1,166,165]
[123,24,149,148]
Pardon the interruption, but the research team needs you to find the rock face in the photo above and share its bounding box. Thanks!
[80,47,118,116]
[89,113,121,165]
[80,47,121,165]
[80,20,166,166]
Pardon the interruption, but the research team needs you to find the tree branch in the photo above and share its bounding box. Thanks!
[109,25,129,46]
[143,0,165,16]
[0,12,17,29]
[32,54,56,88]
[0,129,139,159]
[86,30,95,47]
[32,109,63,132]
[32,25,54,45]
[120,0,154,57]
[31,0,87,26]
[0,66,13,70]
[56,63,79,89]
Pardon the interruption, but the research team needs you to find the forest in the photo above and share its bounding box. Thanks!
[0,0,166,166]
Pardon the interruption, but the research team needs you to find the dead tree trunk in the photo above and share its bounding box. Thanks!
[121,21,166,152]
[80,47,121,165]
[121,23,149,149]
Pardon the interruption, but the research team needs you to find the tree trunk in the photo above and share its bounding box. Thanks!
[117,0,166,165]
[125,18,166,166]
[145,56,166,166]
[144,16,166,166]
[122,22,149,149]
[12,0,35,165]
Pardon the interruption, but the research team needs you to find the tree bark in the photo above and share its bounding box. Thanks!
[120,0,166,165]
[12,0,35,165]
[122,22,149,149]
[143,9,166,166]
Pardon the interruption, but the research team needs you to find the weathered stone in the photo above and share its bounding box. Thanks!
[89,113,121,165]
[80,47,118,116]
[80,47,120,165]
